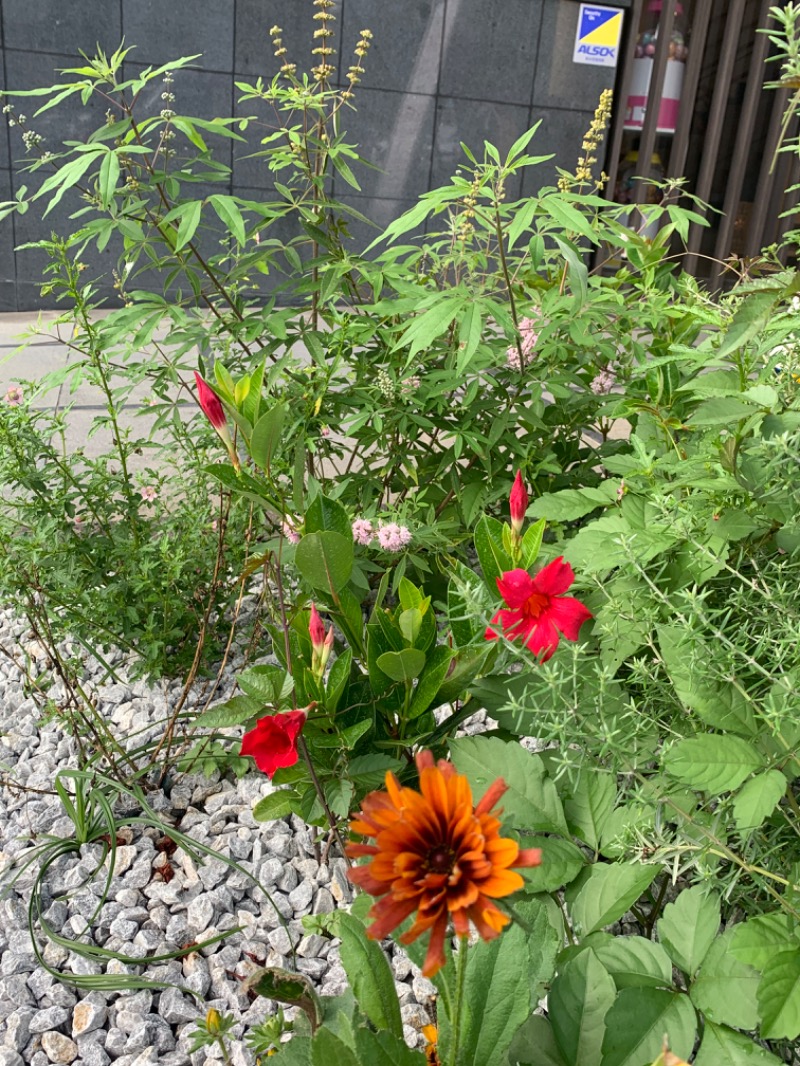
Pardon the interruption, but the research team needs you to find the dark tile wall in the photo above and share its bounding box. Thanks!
[0,0,629,308]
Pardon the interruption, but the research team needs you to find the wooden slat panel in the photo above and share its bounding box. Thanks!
[709,0,775,287]
[684,0,747,272]
[633,0,676,202]
[667,0,713,180]
[604,0,645,203]
[745,85,790,257]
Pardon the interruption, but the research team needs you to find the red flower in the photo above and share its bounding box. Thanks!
[509,470,528,535]
[194,371,227,430]
[347,750,541,977]
[240,710,307,777]
[309,603,326,649]
[485,557,591,661]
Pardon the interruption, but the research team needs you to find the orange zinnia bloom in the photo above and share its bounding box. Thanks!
[346,750,542,977]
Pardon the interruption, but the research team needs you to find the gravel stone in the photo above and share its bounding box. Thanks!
[157,988,198,1025]
[77,1042,111,1066]
[312,887,335,915]
[288,881,313,911]
[186,896,214,933]
[30,1006,71,1034]
[0,1051,24,1066]
[72,996,108,1037]
[266,927,296,956]
[40,1032,79,1064]
[3,1008,33,1052]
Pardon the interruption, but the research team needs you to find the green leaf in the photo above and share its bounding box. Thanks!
[567,862,657,936]
[98,149,120,209]
[563,768,616,850]
[657,627,756,736]
[520,518,546,569]
[252,790,298,822]
[507,1015,567,1066]
[311,1029,358,1066]
[351,1028,426,1066]
[690,395,759,426]
[601,989,696,1066]
[665,736,764,794]
[591,935,674,990]
[174,199,202,250]
[446,918,554,1066]
[305,494,352,539]
[690,927,760,1030]
[249,402,288,473]
[518,836,585,893]
[208,193,246,245]
[657,886,720,977]
[757,947,800,1040]
[732,769,786,832]
[408,645,453,719]
[730,912,794,972]
[270,1036,313,1063]
[325,649,352,713]
[295,532,353,594]
[457,302,483,374]
[238,664,293,704]
[694,1021,782,1065]
[543,197,597,241]
[553,236,588,308]
[449,737,568,835]
[335,912,402,1040]
[715,289,779,361]
[376,648,427,683]
[195,694,262,728]
[474,515,512,591]
[246,968,323,1033]
[529,484,618,522]
[549,949,616,1066]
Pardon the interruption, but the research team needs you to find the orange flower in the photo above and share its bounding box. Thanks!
[346,750,541,977]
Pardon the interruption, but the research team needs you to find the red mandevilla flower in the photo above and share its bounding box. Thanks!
[309,603,326,650]
[240,710,307,777]
[509,470,528,535]
[485,557,592,661]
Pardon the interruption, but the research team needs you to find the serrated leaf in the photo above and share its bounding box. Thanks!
[507,1015,567,1066]
[563,769,616,850]
[450,737,568,835]
[311,1029,358,1066]
[195,694,261,728]
[335,912,402,1039]
[568,862,657,936]
[657,886,719,977]
[238,664,293,704]
[549,949,616,1066]
[694,1021,782,1065]
[591,936,673,990]
[758,947,800,1039]
[600,989,697,1066]
[732,770,786,832]
[518,836,585,893]
[730,912,794,972]
[529,484,618,522]
[690,928,760,1030]
[252,790,298,822]
[665,735,764,794]
[352,1028,426,1066]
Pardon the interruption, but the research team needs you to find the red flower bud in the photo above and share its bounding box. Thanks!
[240,710,307,778]
[194,371,227,430]
[309,603,326,651]
[509,470,528,535]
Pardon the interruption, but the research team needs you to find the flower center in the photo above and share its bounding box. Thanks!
[524,591,550,619]
[426,846,454,874]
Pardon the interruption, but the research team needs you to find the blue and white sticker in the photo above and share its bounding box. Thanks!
[573,3,624,68]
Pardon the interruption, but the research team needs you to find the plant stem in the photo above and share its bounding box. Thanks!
[297,735,351,866]
[448,935,469,1066]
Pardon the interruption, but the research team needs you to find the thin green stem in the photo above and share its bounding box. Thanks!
[448,935,469,1066]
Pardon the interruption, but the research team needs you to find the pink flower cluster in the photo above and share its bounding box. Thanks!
[590,366,616,395]
[352,519,374,546]
[139,486,158,503]
[352,519,412,551]
[5,385,23,406]
[506,315,539,371]
[377,523,412,552]
[282,519,301,544]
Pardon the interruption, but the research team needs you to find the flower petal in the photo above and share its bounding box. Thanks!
[523,616,561,661]
[496,569,536,610]
[531,556,575,597]
[547,595,593,641]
